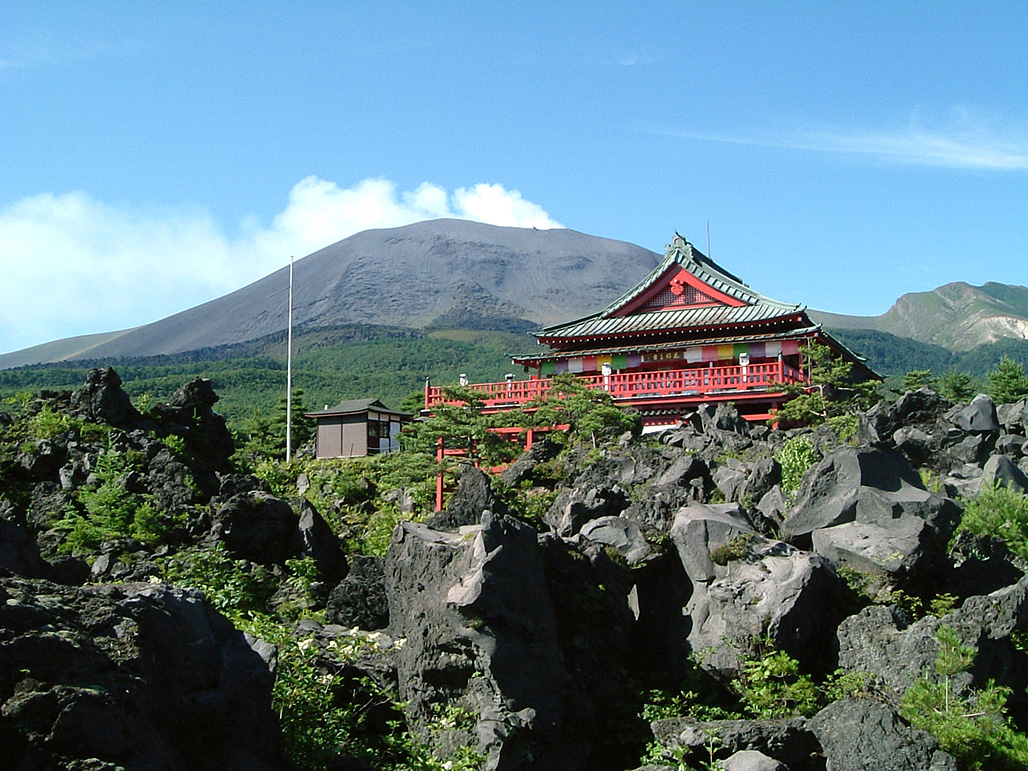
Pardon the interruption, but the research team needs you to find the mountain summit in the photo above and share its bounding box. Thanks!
[3,220,661,366]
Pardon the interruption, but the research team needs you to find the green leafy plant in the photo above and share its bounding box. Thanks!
[733,643,821,719]
[774,436,820,498]
[54,448,170,554]
[160,543,278,623]
[956,480,1028,561]
[900,626,1028,770]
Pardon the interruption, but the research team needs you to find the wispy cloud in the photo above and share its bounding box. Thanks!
[661,112,1028,170]
[0,177,561,353]
[0,39,133,71]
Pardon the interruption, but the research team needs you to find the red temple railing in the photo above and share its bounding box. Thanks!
[425,361,805,410]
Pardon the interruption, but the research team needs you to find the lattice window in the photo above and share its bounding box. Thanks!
[642,280,719,310]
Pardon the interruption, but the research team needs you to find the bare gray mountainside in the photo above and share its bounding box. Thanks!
[9,220,659,363]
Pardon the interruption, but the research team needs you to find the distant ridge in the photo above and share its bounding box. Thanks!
[0,219,661,367]
[4,220,1027,370]
[811,281,1028,352]
[0,329,136,369]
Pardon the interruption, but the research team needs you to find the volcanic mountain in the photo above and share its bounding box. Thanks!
[1,220,661,367]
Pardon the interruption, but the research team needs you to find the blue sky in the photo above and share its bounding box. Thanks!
[2,2,1026,355]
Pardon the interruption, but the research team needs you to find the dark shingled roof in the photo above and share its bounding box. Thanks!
[305,398,412,419]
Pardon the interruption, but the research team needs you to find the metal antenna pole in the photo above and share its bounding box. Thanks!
[286,255,293,462]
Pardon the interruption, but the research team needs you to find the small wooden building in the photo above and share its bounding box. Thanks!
[306,399,412,459]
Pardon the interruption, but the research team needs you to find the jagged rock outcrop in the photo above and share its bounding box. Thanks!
[326,554,389,631]
[650,717,820,770]
[0,576,285,770]
[428,465,509,531]
[672,505,850,675]
[783,447,961,593]
[69,366,143,429]
[385,512,634,770]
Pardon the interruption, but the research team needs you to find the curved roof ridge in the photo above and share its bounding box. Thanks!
[537,232,802,337]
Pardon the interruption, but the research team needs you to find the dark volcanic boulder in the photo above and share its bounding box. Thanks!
[837,575,1028,710]
[783,447,960,592]
[0,517,51,579]
[326,555,389,631]
[545,480,628,537]
[151,378,235,470]
[297,498,346,583]
[385,512,634,770]
[501,435,563,487]
[0,577,284,770]
[808,698,956,771]
[386,515,565,769]
[671,503,850,675]
[210,492,302,565]
[650,716,819,770]
[427,465,508,530]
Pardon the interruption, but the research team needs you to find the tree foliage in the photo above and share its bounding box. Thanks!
[985,356,1028,405]
[900,626,1028,770]
[936,370,980,403]
[772,343,879,427]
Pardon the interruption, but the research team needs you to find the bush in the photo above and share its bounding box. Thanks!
[900,626,1028,770]
[160,543,278,623]
[54,448,170,554]
[775,436,820,498]
[733,644,821,719]
[956,481,1028,561]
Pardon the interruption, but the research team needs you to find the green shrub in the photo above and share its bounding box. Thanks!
[733,645,821,719]
[160,543,277,623]
[956,481,1028,561]
[54,448,170,554]
[900,626,1028,770]
[775,437,820,498]
[26,404,77,439]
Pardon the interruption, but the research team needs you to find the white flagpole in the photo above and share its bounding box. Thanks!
[286,255,294,462]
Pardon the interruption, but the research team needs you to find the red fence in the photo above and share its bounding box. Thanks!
[426,361,805,410]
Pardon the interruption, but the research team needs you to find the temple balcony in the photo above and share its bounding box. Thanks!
[424,360,807,423]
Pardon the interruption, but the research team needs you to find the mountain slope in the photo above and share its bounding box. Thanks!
[812,281,1028,352]
[3,220,660,365]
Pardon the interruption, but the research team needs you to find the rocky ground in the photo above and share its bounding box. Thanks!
[2,369,1028,770]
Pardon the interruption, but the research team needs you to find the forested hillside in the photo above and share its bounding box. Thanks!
[0,325,532,427]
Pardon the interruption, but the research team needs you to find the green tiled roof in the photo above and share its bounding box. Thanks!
[537,234,805,341]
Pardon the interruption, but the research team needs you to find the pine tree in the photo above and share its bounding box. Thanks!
[985,357,1028,405]
[937,371,979,403]
[900,369,935,393]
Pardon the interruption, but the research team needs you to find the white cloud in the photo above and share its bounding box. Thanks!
[0,177,562,354]
[661,110,1028,170]
[452,183,562,229]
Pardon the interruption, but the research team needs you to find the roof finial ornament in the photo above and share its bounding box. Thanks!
[669,231,691,254]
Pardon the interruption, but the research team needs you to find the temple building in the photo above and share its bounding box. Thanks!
[425,233,875,427]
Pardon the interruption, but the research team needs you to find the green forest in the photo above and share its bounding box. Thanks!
[2,324,1027,438]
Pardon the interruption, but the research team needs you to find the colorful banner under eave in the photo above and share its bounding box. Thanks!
[538,339,800,375]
